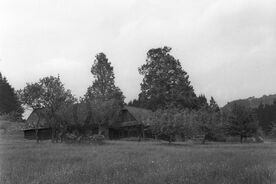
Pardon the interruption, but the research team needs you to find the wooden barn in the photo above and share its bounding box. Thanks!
[23,108,52,140]
[24,127,52,140]
[23,106,152,140]
[24,108,49,128]
[107,106,151,139]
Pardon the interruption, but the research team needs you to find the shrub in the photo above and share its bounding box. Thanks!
[0,111,22,122]
[269,125,276,138]
[120,137,141,141]
[90,134,105,144]
[254,136,264,143]
[226,136,241,143]
[64,132,78,143]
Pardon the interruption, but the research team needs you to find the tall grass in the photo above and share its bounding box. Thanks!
[0,135,275,184]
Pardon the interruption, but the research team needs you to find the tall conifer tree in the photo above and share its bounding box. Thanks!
[209,96,220,112]
[0,72,23,119]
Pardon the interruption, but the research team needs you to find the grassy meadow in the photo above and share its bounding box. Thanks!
[0,132,276,184]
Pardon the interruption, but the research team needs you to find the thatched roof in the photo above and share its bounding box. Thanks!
[109,106,151,128]
[123,106,151,124]
[25,108,50,129]
[115,120,139,127]
[24,105,152,129]
[26,108,47,119]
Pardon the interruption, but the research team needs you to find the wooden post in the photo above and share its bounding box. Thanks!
[51,127,55,143]
[141,124,145,139]
[105,128,109,139]
[35,113,41,143]
[35,129,39,143]
[169,135,172,144]
[240,135,243,144]
[202,134,206,144]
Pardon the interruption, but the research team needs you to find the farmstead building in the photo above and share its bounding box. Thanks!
[105,106,151,139]
[23,106,151,140]
[23,108,52,140]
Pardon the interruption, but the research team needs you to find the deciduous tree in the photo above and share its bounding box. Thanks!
[256,100,276,134]
[85,53,124,103]
[148,108,197,143]
[138,46,198,110]
[90,99,121,138]
[225,104,258,143]
[195,108,221,143]
[85,53,125,136]
[19,75,76,142]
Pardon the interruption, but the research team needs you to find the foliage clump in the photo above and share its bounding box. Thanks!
[147,106,224,143]
[138,47,198,110]
[256,100,276,134]
[85,53,125,136]
[19,75,76,142]
[224,104,259,143]
[0,72,23,121]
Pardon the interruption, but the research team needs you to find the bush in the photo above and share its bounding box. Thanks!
[269,125,276,138]
[90,134,105,144]
[120,137,141,141]
[254,136,264,143]
[226,136,241,143]
[64,132,78,143]
[64,132,105,144]
[0,111,22,122]
[225,136,264,143]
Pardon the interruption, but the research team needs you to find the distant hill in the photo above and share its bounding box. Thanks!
[222,94,276,111]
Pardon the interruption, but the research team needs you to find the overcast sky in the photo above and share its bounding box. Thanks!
[0,0,276,107]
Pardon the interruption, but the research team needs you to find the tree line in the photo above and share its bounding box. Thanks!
[256,101,276,135]
[0,46,267,143]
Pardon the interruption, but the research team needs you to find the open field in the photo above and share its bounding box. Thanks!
[0,132,276,184]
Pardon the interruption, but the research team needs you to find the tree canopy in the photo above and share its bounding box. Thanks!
[138,46,198,110]
[209,96,220,112]
[225,104,258,143]
[0,72,23,119]
[256,100,276,134]
[19,76,76,140]
[85,53,125,135]
[197,94,208,109]
[20,76,76,112]
[85,53,125,103]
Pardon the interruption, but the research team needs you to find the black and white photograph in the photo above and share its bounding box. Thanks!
[0,0,275,183]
